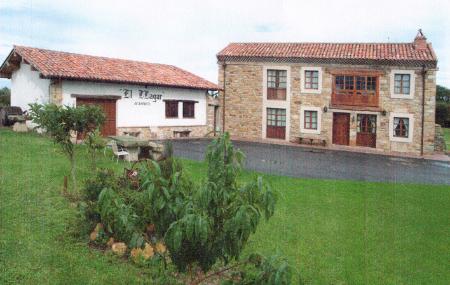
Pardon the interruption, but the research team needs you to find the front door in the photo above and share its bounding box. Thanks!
[356,114,377,148]
[332,113,350,145]
[76,98,117,136]
[266,108,286,139]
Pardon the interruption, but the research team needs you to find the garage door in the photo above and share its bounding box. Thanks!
[76,98,117,136]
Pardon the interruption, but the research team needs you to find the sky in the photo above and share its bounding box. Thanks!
[0,0,449,88]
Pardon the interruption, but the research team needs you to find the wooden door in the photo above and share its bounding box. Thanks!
[76,98,117,136]
[266,108,286,139]
[356,114,376,148]
[332,113,350,145]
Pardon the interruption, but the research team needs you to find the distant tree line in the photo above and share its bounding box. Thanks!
[0,87,10,107]
[436,85,450,127]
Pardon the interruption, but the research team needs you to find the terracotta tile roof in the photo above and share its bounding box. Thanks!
[217,42,437,67]
[1,46,219,90]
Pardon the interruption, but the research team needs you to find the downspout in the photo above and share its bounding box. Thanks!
[420,65,427,156]
[222,63,227,133]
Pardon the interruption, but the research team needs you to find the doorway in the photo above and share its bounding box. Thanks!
[332,113,350,145]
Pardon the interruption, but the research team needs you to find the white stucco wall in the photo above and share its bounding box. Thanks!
[10,61,50,111]
[62,81,208,127]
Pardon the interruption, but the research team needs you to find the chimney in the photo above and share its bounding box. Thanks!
[413,29,428,50]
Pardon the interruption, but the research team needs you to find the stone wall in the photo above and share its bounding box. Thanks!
[117,125,210,140]
[219,61,437,155]
[49,79,63,105]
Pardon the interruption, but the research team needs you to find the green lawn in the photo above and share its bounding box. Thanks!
[0,129,449,284]
[444,128,450,150]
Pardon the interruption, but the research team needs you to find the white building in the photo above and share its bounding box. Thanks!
[0,46,220,138]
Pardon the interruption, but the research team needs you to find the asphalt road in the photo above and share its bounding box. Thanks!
[169,139,450,185]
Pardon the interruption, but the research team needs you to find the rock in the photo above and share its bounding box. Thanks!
[130,248,143,262]
[111,242,127,256]
[142,243,154,259]
[155,242,166,254]
[89,223,103,241]
[106,237,115,247]
[12,122,28,132]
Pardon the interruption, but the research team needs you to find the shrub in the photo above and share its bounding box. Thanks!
[436,102,450,127]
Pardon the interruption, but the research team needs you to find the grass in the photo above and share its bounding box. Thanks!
[0,129,449,284]
[443,128,450,150]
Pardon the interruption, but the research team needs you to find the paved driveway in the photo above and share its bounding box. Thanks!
[170,139,450,185]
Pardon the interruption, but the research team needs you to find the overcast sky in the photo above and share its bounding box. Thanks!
[1,0,449,88]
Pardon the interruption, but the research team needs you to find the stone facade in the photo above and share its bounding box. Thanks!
[49,79,63,105]
[218,61,437,155]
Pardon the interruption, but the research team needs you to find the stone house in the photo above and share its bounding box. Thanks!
[216,30,438,155]
[0,46,220,139]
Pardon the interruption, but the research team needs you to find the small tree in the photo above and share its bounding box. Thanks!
[85,129,106,170]
[29,103,105,191]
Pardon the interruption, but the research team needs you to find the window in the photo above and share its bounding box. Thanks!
[304,70,319,90]
[394,74,411,94]
[304,110,318,130]
[183,101,195,118]
[267,108,286,127]
[390,70,415,99]
[389,113,414,143]
[301,67,322,93]
[267,69,287,100]
[335,75,377,96]
[300,106,321,134]
[393,117,409,138]
[165,101,178,118]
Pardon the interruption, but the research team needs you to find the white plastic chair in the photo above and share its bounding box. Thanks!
[111,141,129,163]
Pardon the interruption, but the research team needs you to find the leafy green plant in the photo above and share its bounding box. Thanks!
[85,128,106,170]
[222,253,293,285]
[29,103,105,190]
[142,132,276,276]
[97,187,138,242]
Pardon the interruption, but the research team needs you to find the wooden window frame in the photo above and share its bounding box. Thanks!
[266,108,286,127]
[304,110,318,130]
[394,74,411,95]
[267,69,287,100]
[393,117,409,138]
[389,112,414,143]
[165,100,179,118]
[304,70,319,90]
[182,101,195,118]
[332,73,380,107]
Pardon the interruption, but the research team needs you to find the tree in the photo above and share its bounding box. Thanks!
[29,103,105,191]
[437,85,450,103]
[0,87,10,107]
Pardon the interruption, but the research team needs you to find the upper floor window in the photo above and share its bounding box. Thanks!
[390,70,415,99]
[304,70,319,90]
[394,74,411,95]
[267,69,287,100]
[183,101,195,118]
[335,75,377,96]
[332,74,379,107]
[301,67,322,94]
[165,100,179,118]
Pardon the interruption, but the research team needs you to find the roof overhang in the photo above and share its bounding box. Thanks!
[217,56,438,69]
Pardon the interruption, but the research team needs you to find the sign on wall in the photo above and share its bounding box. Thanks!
[120,87,163,106]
